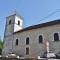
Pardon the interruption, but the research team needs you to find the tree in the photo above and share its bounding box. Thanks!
[0,36,3,55]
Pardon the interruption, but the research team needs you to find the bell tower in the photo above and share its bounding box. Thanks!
[4,11,23,36]
[2,12,23,55]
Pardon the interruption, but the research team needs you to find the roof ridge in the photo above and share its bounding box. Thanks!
[14,19,60,34]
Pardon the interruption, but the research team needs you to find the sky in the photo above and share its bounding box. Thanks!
[0,0,60,39]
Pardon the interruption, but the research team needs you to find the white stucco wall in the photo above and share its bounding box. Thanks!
[14,15,23,32]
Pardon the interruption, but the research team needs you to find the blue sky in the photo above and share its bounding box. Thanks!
[0,0,60,39]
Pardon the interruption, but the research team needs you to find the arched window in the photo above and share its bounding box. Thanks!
[26,37,29,45]
[9,20,11,24]
[54,33,59,41]
[16,39,18,45]
[39,35,43,43]
[18,20,20,25]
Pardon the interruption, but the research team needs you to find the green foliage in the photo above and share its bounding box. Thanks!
[0,36,3,54]
[0,36,3,49]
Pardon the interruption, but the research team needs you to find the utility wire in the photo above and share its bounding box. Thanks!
[33,9,60,25]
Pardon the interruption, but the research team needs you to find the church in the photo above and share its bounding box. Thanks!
[2,12,60,57]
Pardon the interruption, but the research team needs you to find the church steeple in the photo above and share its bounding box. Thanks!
[2,11,23,55]
[7,11,23,20]
[6,11,23,33]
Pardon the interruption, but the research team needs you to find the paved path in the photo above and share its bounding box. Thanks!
[48,59,60,60]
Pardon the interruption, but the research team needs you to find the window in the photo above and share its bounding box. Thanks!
[54,33,59,41]
[26,47,29,55]
[18,20,20,25]
[26,37,29,45]
[39,35,43,43]
[16,39,18,45]
[9,20,11,24]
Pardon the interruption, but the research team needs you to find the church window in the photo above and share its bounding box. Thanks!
[9,20,11,24]
[18,20,20,25]
[26,37,29,45]
[26,47,29,55]
[54,33,59,41]
[39,35,43,43]
[16,39,18,45]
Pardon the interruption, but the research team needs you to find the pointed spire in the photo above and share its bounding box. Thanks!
[6,11,23,20]
[8,11,18,16]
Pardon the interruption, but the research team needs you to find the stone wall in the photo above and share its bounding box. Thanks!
[13,24,60,57]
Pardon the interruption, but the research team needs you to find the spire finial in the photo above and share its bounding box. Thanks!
[15,10,17,15]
